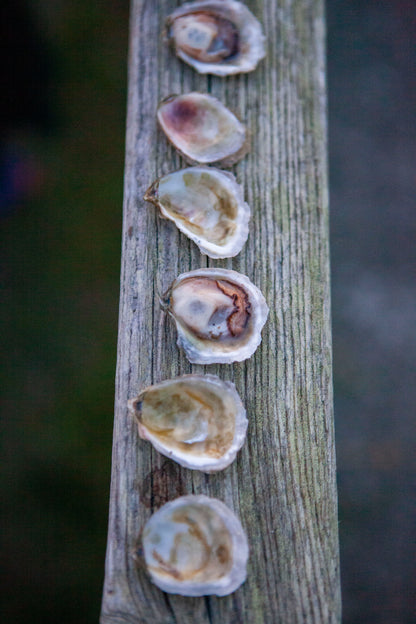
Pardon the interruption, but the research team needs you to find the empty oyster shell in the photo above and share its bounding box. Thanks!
[157,93,247,166]
[141,495,248,596]
[144,167,250,258]
[162,268,269,364]
[128,375,247,472]
[166,0,266,76]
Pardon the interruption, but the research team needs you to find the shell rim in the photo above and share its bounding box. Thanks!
[144,166,251,259]
[141,494,249,596]
[165,0,266,76]
[165,268,269,364]
[128,374,248,473]
[157,92,249,167]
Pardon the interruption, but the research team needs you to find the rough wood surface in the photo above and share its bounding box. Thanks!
[101,1,341,622]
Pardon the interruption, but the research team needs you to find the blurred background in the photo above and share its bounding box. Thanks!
[1,1,414,622]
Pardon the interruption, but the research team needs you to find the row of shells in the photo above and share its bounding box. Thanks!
[131,1,267,598]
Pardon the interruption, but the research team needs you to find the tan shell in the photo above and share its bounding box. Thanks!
[141,495,249,596]
[128,375,247,472]
[161,268,269,364]
[157,93,248,166]
[144,166,250,258]
[166,0,266,76]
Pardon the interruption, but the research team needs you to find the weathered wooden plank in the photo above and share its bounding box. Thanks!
[101,1,340,622]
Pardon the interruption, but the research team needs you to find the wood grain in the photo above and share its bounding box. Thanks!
[101,1,341,622]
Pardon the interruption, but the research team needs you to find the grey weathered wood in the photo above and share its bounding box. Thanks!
[101,1,340,622]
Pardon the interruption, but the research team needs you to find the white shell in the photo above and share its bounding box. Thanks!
[144,167,250,258]
[166,0,266,76]
[141,495,249,596]
[157,93,247,166]
[162,268,269,364]
[128,375,248,472]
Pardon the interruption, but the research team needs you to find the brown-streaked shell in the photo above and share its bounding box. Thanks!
[165,0,266,76]
[144,166,250,258]
[128,375,247,472]
[141,495,249,596]
[161,268,269,364]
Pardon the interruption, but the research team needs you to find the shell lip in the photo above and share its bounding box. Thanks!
[128,374,248,473]
[166,268,269,364]
[143,179,159,205]
[158,93,178,107]
[141,494,249,596]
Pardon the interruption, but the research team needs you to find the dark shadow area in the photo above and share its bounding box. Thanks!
[1,1,415,622]
[0,1,128,622]
[328,1,416,623]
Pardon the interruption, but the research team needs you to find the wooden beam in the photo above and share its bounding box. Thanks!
[101,1,341,622]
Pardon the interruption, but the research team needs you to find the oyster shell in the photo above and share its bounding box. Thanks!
[128,375,247,473]
[144,167,250,258]
[162,268,269,364]
[166,0,266,76]
[141,495,248,596]
[157,93,247,166]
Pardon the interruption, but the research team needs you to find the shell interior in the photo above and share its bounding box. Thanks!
[157,93,247,165]
[166,0,266,76]
[142,495,248,596]
[144,167,250,258]
[164,269,269,364]
[129,375,247,472]
[171,277,253,345]
[144,503,232,582]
